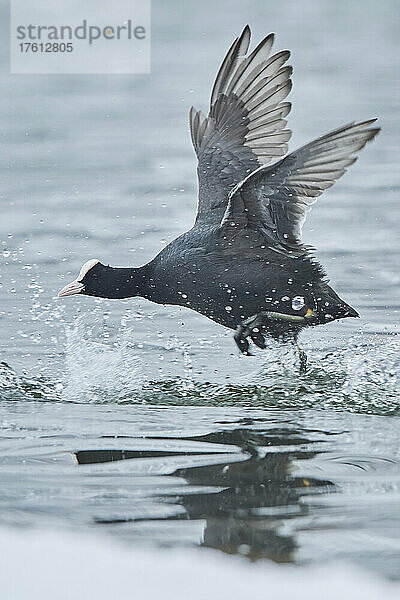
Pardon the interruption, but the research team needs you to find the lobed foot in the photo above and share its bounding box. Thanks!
[234,313,271,355]
[234,311,309,373]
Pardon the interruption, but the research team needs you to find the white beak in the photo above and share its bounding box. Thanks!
[58,259,99,298]
[58,280,85,297]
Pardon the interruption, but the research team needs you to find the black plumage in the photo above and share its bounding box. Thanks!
[58,26,379,364]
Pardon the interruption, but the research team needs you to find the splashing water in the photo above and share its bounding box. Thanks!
[59,309,198,403]
[61,314,144,403]
[1,307,399,414]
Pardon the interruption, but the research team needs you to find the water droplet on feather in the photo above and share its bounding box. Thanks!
[292,296,305,310]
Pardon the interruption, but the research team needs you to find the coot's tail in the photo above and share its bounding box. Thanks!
[313,283,359,324]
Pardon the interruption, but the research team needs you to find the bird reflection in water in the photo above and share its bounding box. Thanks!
[169,428,332,562]
[74,424,333,563]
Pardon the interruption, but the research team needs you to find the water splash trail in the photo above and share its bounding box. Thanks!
[1,309,399,414]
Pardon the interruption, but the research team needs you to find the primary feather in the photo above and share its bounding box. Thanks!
[189,26,292,224]
[222,120,380,254]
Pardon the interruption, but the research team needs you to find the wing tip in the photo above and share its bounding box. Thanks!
[355,118,381,138]
[238,25,251,50]
[357,117,379,126]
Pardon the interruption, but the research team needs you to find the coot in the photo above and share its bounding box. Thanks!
[58,26,379,367]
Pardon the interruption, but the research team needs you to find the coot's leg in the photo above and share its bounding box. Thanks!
[293,332,308,373]
[234,312,273,355]
[298,346,308,373]
[234,311,307,356]
[233,324,252,356]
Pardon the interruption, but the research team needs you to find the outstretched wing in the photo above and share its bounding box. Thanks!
[221,120,380,255]
[190,26,292,225]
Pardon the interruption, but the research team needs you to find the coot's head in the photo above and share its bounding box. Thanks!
[58,259,108,298]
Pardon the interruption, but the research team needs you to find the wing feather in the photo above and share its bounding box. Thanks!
[221,120,380,254]
[190,27,292,225]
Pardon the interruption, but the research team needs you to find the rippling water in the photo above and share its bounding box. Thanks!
[1,0,399,584]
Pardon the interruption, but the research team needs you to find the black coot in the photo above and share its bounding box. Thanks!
[58,26,379,368]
